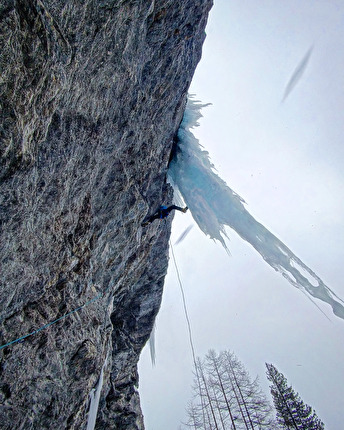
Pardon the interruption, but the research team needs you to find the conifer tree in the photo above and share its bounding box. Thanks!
[265,363,325,429]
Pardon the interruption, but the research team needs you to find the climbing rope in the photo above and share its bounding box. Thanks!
[0,287,110,351]
[0,224,192,354]
[170,240,208,421]
[170,241,198,372]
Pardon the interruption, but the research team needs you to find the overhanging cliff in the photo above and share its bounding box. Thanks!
[0,1,212,429]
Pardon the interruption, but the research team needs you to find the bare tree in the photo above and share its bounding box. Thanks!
[182,350,276,429]
[184,401,203,429]
[207,350,238,430]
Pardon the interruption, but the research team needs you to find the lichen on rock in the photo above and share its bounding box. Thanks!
[0,1,212,428]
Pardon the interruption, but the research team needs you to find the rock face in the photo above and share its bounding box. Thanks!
[0,1,212,429]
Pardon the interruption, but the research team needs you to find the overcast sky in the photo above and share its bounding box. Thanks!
[139,1,344,429]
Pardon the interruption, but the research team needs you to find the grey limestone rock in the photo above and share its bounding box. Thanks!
[0,0,212,428]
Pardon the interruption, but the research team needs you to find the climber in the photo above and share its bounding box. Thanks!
[141,205,188,226]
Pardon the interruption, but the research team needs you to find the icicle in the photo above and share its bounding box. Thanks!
[168,96,344,319]
[282,45,314,102]
[149,323,156,366]
[86,354,108,430]
[175,225,194,246]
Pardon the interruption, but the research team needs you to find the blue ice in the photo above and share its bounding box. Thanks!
[168,97,344,319]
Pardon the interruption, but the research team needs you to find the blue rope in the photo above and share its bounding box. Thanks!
[1,218,170,351]
[0,289,107,351]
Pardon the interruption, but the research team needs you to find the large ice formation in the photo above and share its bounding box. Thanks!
[168,97,344,319]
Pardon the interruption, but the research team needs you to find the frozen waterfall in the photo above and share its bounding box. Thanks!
[168,97,344,319]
